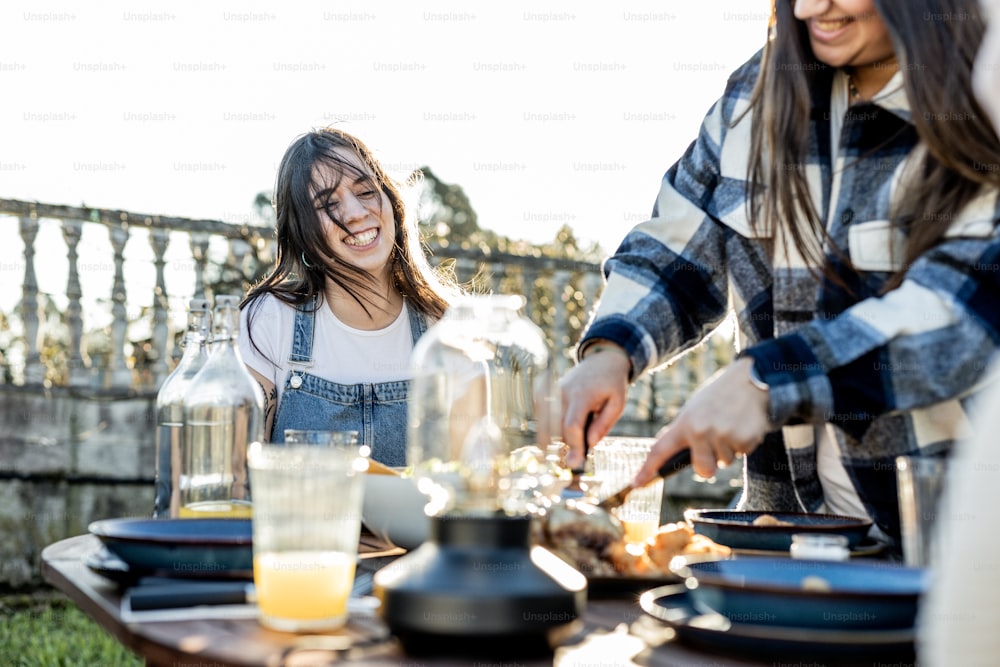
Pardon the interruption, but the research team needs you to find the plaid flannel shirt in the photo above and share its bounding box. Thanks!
[583,49,1000,543]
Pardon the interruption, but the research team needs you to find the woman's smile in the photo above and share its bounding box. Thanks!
[344,228,379,248]
[808,16,854,42]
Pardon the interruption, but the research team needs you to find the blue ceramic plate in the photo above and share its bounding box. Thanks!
[640,584,916,662]
[684,509,872,551]
[675,557,927,630]
[88,518,253,580]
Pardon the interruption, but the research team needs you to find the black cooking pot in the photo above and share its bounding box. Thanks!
[374,513,586,658]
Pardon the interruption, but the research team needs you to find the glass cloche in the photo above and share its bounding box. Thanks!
[407,294,560,516]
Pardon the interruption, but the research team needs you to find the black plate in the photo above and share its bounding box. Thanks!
[676,557,925,631]
[731,535,886,558]
[85,547,143,586]
[88,518,253,580]
[640,584,916,663]
[685,509,872,551]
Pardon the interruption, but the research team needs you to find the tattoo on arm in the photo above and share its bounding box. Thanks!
[258,381,277,438]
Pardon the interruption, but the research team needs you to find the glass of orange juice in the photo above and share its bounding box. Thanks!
[592,437,665,544]
[177,499,253,518]
[247,441,368,632]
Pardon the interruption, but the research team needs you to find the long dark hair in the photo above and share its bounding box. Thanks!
[748,0,1000,290]
[243,127,452,331]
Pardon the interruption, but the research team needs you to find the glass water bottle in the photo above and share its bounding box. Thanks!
[407,294,559,517]
[180,294,264,518]
[152,298,211,518]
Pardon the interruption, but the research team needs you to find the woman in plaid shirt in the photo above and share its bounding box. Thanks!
[561,0,1000,550]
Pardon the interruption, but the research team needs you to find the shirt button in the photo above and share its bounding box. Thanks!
[841,208,854,224]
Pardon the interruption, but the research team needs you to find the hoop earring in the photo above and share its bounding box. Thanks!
[301,252,314,269]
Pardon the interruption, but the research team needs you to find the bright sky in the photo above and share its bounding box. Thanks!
[0,0,772,346]
[2,0,770,257]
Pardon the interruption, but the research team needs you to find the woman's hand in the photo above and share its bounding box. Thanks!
[634,357,771,484]
[559,343,631,469]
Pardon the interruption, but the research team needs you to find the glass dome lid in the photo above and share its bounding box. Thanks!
[407,294,559,517]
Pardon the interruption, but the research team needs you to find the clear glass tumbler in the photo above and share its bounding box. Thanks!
[592,437,664,543]
[248,441,368,631]
[896,455,948,568]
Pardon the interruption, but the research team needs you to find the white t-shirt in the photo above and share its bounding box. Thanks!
[239,294,414,405]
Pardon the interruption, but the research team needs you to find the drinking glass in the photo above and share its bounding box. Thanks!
[248,441,368,631]
[283,429,360,448]
[592,437,664,543]
[896,455,948,568]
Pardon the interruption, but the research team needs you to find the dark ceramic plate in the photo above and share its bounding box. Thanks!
[640,584,916,662]
[88,518,253,580]
[675,557,927,630]
[85,547,143,586]
[731,536,886,558]
[684,509,872,551]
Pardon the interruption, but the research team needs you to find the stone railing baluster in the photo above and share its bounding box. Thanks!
[550,270,571,376]
[108,222,131,387]
[190,232,211,300]
[61,219,86,387]
[7,199,726,413]
[579,271,603,321]
[228,237,252,292]
[520,268,539,324]
[488,261,506,298]
[18,215,43,385]
[148,225,170,385]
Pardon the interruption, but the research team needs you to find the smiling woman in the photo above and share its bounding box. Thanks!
[560,0,1000,562]
[238,128,460,466]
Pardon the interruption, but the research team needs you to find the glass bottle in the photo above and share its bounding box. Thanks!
[152,298,211,518]
[407,294,559,516]
[180,294,264,518]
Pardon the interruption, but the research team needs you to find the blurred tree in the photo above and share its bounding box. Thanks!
[415,167,602,258]
[411,167,606,361]
[415,166,484,245]
[252,192,276,228]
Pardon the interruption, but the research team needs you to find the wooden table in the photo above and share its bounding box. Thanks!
[42,534,902,666]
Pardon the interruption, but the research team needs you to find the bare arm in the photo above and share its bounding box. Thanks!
[247,366,277,441]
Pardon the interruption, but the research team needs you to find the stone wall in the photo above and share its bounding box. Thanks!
[0,386,156,588]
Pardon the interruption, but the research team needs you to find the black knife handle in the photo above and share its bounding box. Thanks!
[570,413,595,476]
[655,448,692,479]
[127,583,250,611]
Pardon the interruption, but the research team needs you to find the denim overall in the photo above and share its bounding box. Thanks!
[271,300,428,466]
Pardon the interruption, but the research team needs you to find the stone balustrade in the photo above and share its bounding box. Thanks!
[0,198,738,586]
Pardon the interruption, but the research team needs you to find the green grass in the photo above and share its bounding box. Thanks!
[0,591,142,667]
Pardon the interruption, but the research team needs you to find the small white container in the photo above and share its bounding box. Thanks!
[790,533,850,561]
